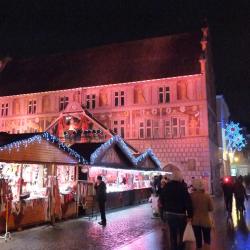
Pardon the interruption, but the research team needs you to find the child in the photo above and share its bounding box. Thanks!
[149,192,159,217]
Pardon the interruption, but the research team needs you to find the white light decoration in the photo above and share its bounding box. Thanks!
[0,132,87,164]
[136,148,161,169]
[225,121,246,152]
[90,135,161,170]
[90,135,137,166]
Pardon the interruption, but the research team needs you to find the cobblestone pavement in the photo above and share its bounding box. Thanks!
[0,198,250,250]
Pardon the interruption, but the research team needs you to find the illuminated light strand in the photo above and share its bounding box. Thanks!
[90,135,161,169]
[136,148,161,169]
[0,132,87,164]
[90,135,137,166]
[225,121,247,152]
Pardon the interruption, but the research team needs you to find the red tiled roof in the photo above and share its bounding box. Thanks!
[0,31,201,96]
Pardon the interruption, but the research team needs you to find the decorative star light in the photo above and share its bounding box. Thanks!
[225,121,246,152]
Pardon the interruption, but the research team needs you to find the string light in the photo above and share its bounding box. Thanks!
[136,148,161,169]
[90,135,137,165]
[0,132,87,164]
[90,135,161,169]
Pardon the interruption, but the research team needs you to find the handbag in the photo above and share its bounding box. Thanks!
[182,222,195,242]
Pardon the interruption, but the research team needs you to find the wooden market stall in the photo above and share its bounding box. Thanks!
[0,132,86,232]
[71,135,162,211]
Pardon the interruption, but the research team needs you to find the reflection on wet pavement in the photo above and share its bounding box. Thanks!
[0,198,249,250]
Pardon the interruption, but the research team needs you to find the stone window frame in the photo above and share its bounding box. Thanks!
[112,119,125,138]
[85,94,96,109]
[1,103,9,117]
[114,90,125,107]
[59,96,69,111]
[158,86,170,104]
[28,99,37,114]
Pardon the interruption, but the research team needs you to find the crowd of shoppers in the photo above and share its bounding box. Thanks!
[150,172,213,250]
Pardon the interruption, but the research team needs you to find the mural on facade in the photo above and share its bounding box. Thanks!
[134,86,146,104]
[99,89,108,106]
[177,80,188,100]
[42,95,51,113]
[13,99,20,115]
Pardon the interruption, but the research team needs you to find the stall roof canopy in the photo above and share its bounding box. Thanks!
[73,136,161,170]
[0,31,201,96]
[0,132,86,165]
[135,149,161,170]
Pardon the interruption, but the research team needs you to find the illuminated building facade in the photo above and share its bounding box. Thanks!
[0,27,219,192]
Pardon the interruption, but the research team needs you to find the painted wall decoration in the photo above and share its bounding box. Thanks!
[42,95,51,113]
[99,89,108,106]
[13,99,20,115]
[134,86,146,104]
[177,80,188,100]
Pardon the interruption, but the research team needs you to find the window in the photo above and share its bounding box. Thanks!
[180,119,186,137]
[172,118,179,138]
[164,117,187,138]
[114,91,125,107]
[146,120,152,138]
[165,119,171,138]
[86,94,96,109]
[59,96,69,111]
[139,122,144,139]
[158,87,170,103]
[113,120,125,138]
[28,100,37,114]
[1,103,8,117]
[153,121,160,138]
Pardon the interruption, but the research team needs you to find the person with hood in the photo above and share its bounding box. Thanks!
[191,179,213,250]
[162,170,193,250]
[94,175,107,226]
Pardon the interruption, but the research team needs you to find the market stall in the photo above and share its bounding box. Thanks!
[0,132,86,232]
[71,136,162,211]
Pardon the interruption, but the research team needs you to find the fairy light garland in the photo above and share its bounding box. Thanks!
[0,132,87,164]
[90,135,161,169]
[136,148,161,169]
[90,135,137,165]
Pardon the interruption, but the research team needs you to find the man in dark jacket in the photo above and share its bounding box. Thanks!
[94,175,107,226]
[222,177,234,214]
[162,171,193,250]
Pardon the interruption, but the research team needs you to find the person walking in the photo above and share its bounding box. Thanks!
[221,177,234,214]
[191,179,213,250]
[234,176,248,214]
[94,175,107,226]
[162,170,193,250]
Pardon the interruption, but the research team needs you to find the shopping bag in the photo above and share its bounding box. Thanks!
[182,222,195,242]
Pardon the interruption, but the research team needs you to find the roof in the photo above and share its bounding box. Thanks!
[0,132,86,164]
[0,31,202,96]
[0,132,43,146]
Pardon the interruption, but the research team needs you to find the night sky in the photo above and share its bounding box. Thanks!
[0,1,249,127]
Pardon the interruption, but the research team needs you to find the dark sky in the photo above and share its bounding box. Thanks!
[0,0,249,127]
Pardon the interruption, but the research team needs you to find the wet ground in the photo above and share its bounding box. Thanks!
[0,198,249,250]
